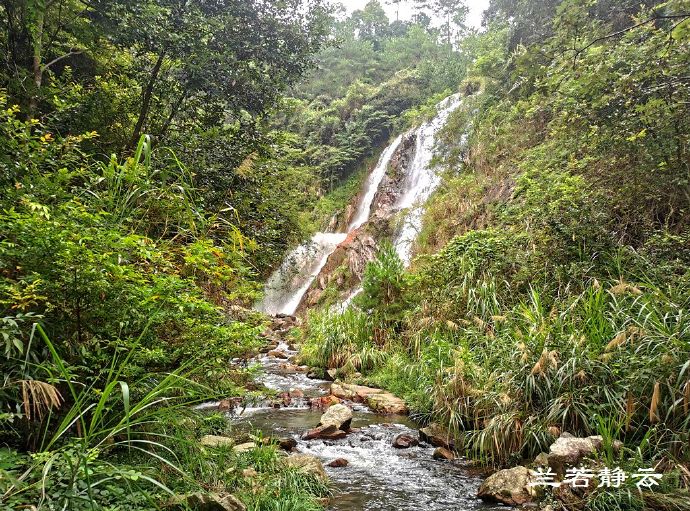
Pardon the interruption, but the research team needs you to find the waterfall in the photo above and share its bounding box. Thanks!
[256,94,462,316]
[256,136,402,316]
[347,135,403,231]
[392,93,462,266]
[256,232,347,315]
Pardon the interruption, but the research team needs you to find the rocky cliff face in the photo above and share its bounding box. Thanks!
[296,131,417,312]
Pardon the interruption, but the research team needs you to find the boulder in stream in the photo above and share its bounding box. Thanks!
[277,437,298,450]
[319,403,353,430]
[302,424,347,441]
[433,447,455,461]
[392,434,419,449]
[309,395,341,409]
[419,423,455,449]
[477,466,535,506]
[285,454,328,480]
[327,458,349,468]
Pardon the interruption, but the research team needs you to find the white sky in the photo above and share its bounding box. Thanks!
[335,0,490,29]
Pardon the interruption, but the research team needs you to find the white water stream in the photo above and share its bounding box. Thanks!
[392,93,462,265]
[256,94,462,315]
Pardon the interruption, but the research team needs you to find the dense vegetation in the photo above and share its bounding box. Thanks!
[302,0,690,509]
[0,0,471,509]
[3,0,689,508]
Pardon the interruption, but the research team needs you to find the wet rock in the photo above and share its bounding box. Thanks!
[392,434,419,449]
[268,350,289,359]
[419,423,454,449]
[330,383,408,414]
[433,447,455,461]
[302,424,339,440]
[327,458,349,468]
[310,395,341,409]
[200,435,234,448]
[547,434,603,474]
[217,397,243,412]
[477,466,535,506]
[321,429,347,440]
[168,492,245,511]
[233,442,256,454]
[319,403,353,430]
[278,437,297,450]
[285,454,328,480]
[289,388,304,398]
[326,368,338,381]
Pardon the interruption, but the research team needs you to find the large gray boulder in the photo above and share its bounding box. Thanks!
[547,434,603,474]
[319,403,353,430]
[477,466,535,506]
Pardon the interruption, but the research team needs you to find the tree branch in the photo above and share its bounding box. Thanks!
[573,12,690,60]
[42,50,82,71]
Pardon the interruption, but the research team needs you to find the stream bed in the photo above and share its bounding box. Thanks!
[225,342,500,511]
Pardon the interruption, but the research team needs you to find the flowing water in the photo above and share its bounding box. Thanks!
[392,93,462,266]
[256,232,347,316]
[246,94,491,509]
[347,135,403,231]
[225,343,498,511]
[257,94,462,315]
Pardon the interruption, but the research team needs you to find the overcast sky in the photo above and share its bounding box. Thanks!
[335,0,490,30]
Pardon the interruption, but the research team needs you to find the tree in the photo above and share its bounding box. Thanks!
[0,0,95,116]
[89,0,331,148]
[352,0,390,50]
[414,0,467,44]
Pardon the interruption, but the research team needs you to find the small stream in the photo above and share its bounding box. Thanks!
[245,94,493,509]
[225,342,499,511]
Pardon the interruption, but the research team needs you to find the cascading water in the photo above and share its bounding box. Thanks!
[347,135,403,231]
[256,232,347,316]
[392,93,462,265]
[256,94,462,315]
[256,136,403,315]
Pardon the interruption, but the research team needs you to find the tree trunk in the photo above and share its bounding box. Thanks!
[129,50,166,149]
[28,7,45,118]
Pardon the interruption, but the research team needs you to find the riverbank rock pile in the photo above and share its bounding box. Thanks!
[330,383,408,414]
[477,431,622,507]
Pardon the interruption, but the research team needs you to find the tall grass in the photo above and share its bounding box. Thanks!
[304,274,690,469]
[2,324,211,509]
